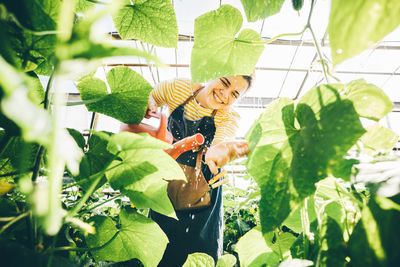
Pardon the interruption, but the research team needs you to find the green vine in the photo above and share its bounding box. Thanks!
[45,230,120,253]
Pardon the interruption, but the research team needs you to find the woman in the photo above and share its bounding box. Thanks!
[126,75,252,266]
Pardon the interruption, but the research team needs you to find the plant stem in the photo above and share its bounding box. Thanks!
[46,234,58,267]
[31,146,45,182]
[31,71,54,182]
[335,183,351,240]
[43,71,54,110]
[273,229,284,261]
[300,198,310,258]
[305,0,329,83]
[78,194,121,215]
[334,180,363,206]
[86,0,136,8]
[0,216,17,222]
[0,211,30,235]
[62,161,123,190]
[67,174,103,217]
[45,230,120,253]
[236,29,306,45]
[307,25,329,83]
[0,134,13,160]
[0,170,21,177]
[67,160,121,217]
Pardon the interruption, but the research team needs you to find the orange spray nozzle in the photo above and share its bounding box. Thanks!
[165,133,205,160]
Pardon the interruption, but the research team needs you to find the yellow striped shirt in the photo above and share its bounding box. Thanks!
[151,79,239,144]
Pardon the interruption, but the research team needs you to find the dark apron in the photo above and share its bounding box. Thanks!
[149,91,223,267]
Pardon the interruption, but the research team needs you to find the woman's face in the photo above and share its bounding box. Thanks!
[200,75,249,109]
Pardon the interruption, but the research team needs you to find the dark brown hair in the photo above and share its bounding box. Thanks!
[242,75,253,90]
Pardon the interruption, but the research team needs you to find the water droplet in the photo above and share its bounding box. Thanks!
[185,228,189,233]
[191,214,195,219]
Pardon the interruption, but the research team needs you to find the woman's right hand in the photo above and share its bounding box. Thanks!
[205,141,249,174]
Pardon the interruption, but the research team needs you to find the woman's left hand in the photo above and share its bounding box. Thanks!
[205,141,250,174]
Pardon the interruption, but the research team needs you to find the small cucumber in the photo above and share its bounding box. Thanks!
[292,0,304,11]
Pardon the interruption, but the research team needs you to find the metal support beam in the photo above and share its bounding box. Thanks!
[106,63,400,76]
[109,33,400,50]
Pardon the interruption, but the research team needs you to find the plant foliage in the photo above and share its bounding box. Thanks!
[0,0,399,266]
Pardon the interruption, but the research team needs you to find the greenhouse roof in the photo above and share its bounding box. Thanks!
[57,0,400,150]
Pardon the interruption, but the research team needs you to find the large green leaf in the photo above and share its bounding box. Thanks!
[106,132,184,216]
[292,85,366,198]
[2,0,57,72]
[183,253,214,267]
[112,0,178,47]
[77,66,153,124]
[0,71,44,137]
[246,83,368,234]
[343,79,393,120]
[124,183,175,218]
[348,197,400,266]
[264,231,297,261]
[314,178,346,227]
[320,216,348,267]
[289,221,321,261]
[191,5,264,82]
[0,57,51,144]
[86,207,168,265]
[235,226,280,267]
[329,0,400,66]
[67,128,86,151]
[55,2,161,77]
[216,254,237,267]
[282,197,317,234]
[73,132,115,191]
[76,0,96,14]
[241,0,285,22]
[360,124,399,155]
[0,20,18,66]
[0,132,39,178]
[246,98,298,233]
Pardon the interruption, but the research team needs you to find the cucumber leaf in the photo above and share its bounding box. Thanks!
[348,197,400,266]
[216,254,237,267]
[241,0,285,22]
[343,79,393,120]
[360,124,399,155]
[235,226,280,267]
[292,86,366,198]
[73,132,114,191]
[246,98,298,233]
[320,216,348,266]
[112,0,178,47]
[191,5,264,82]
[329,0,400,66]
[77,66,153,124]
[246,83,367,234]
[183,253,214,267]
[106,132,184,216]
[86,207,168,265]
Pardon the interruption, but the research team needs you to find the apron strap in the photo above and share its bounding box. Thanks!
[182,86,203,106]
[195,147,205,170]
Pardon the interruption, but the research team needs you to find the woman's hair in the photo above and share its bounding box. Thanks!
[241,75,253,90]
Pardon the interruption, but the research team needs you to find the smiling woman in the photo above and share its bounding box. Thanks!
[138,75,251,266]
